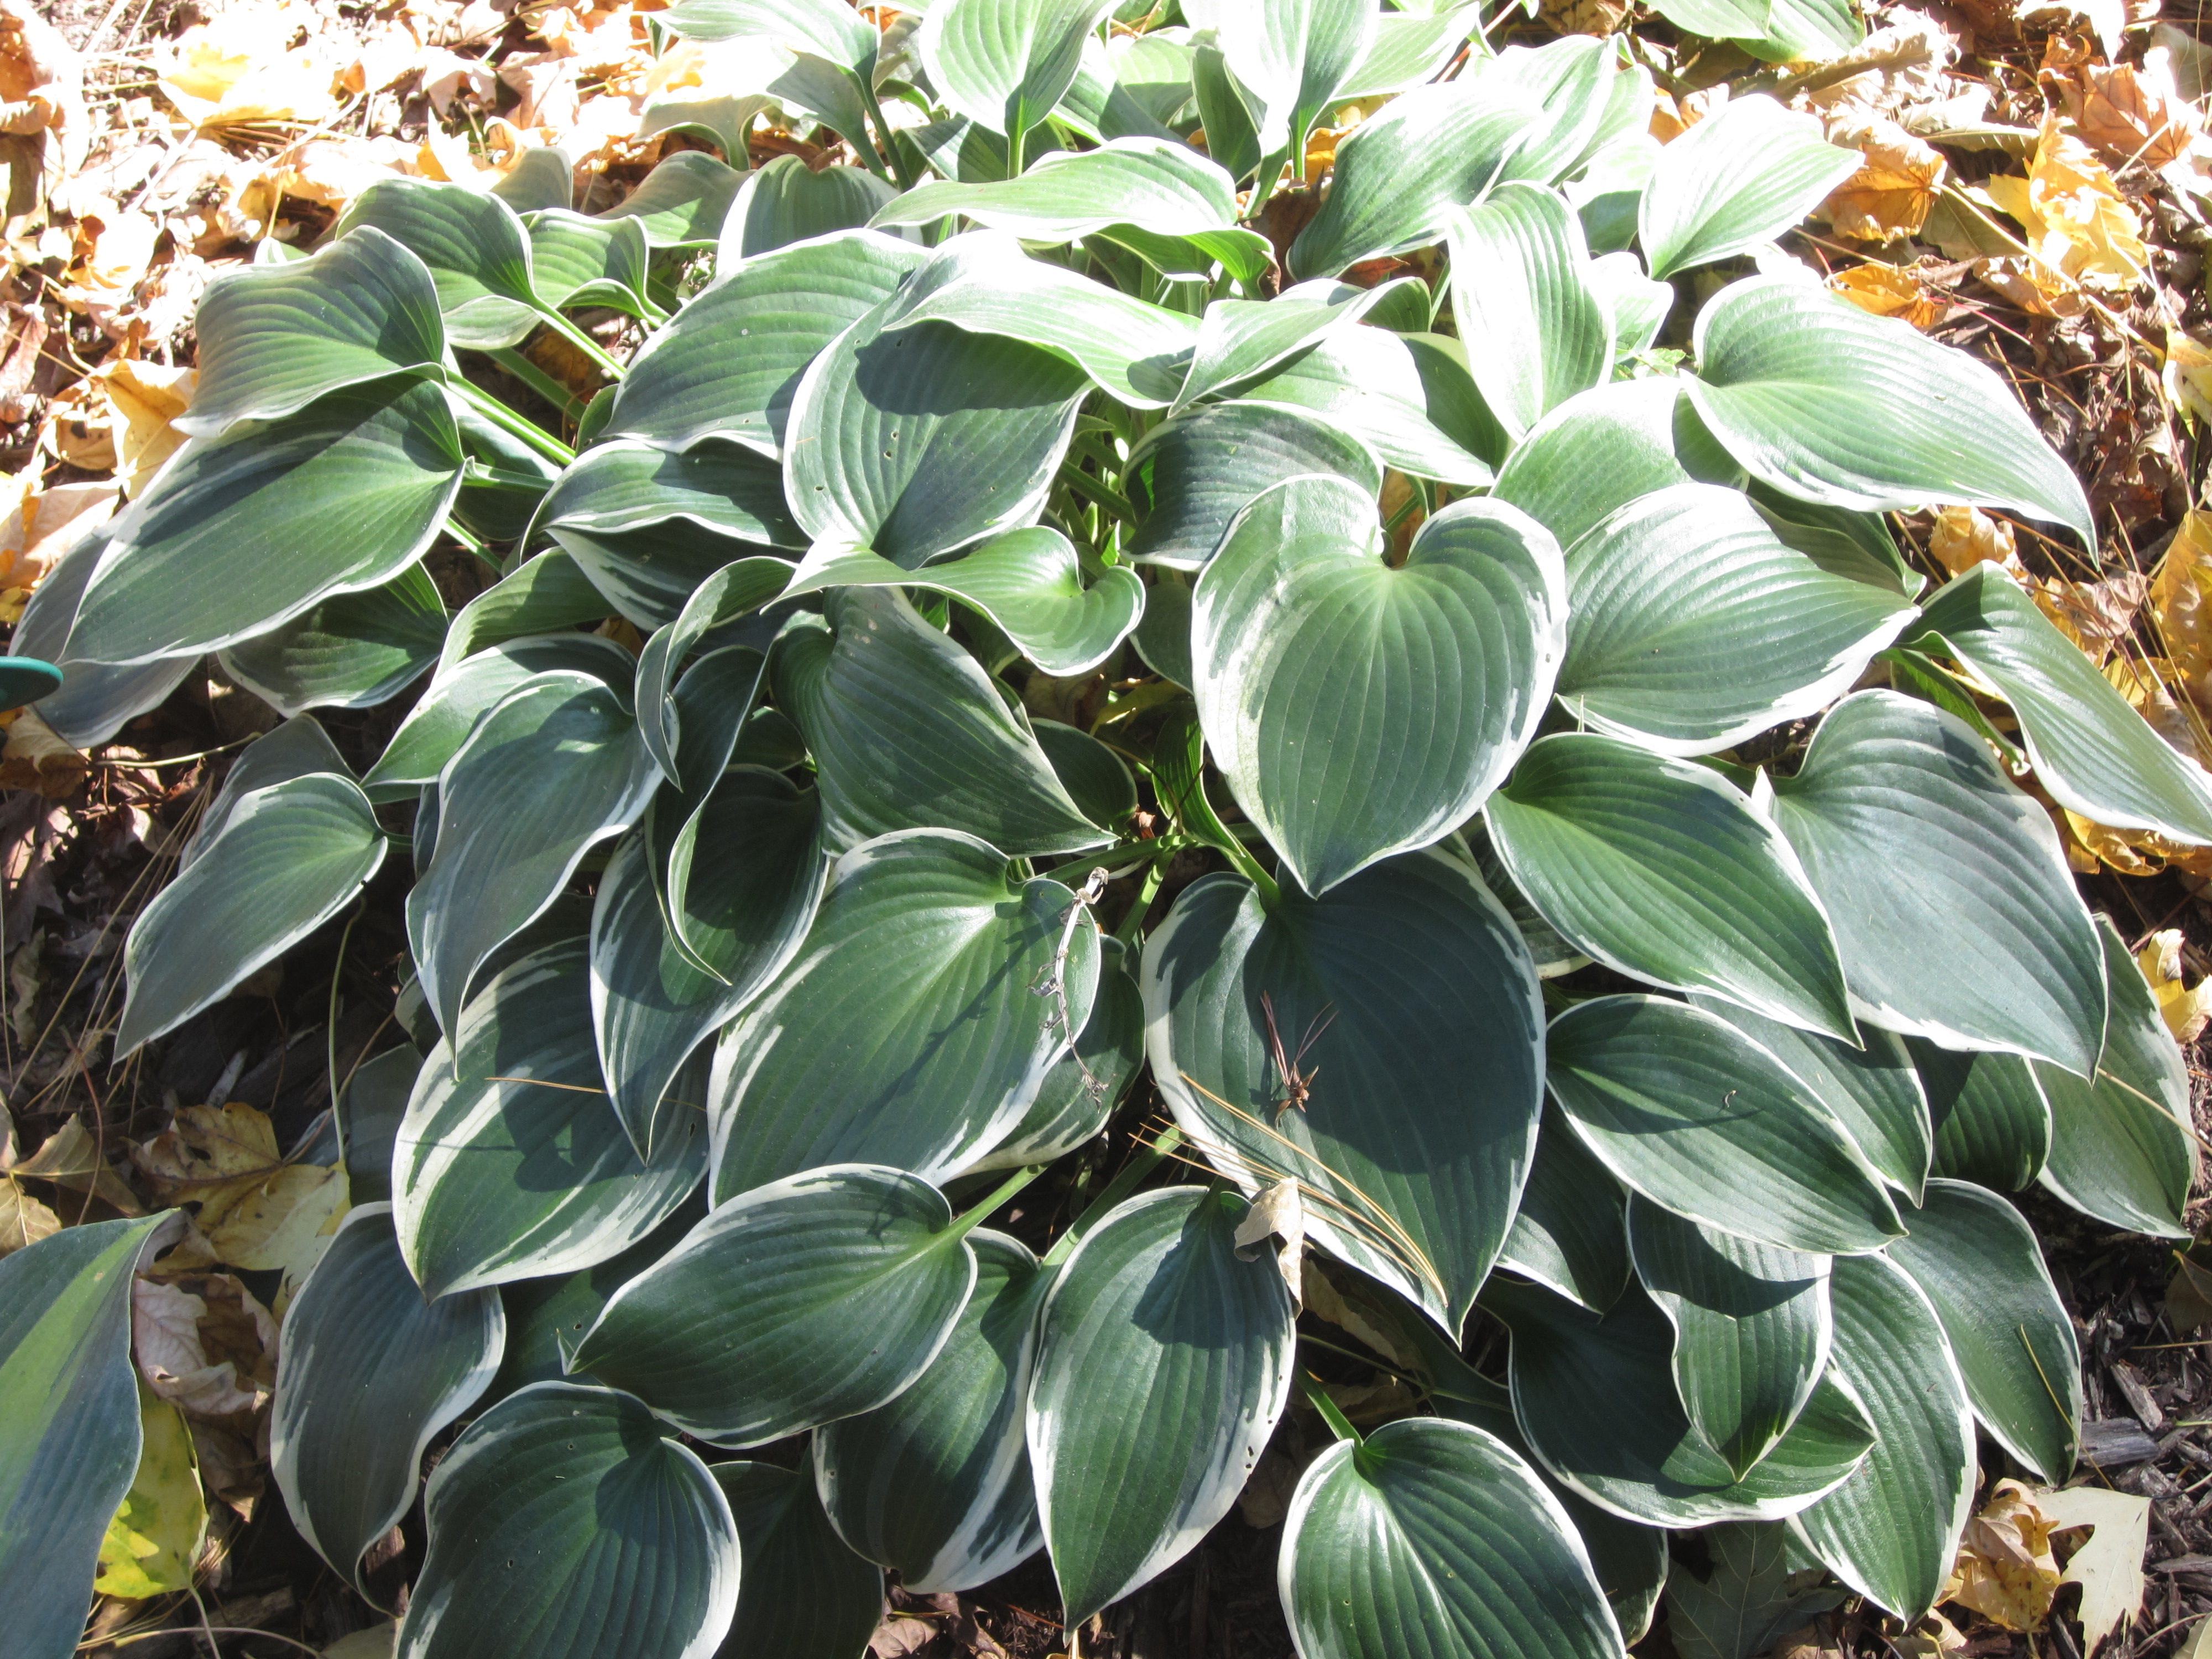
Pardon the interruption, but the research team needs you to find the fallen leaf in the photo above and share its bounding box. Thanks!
[1233,1175,1306,1307]
[1930,504,2026,580]
[0,1177,58,1254]
[94,1378,207,1598]
[0,469,120,605]
[2138,929,2212,1043]
[158,0,349,134]
[187,1411,265,1519]
[0,0,90,222]
[133,1274,276,1416]
[134,1102,288,1210]
[1822,118,1947,242]
[98,358,194,498]
[2168,1246,2212,1333]
[2036,573,2146,667]
[1828,261,1940,328]
[2057,59,2199,173]
[2183,1613,2212,1658]
[322,1626,398,1659]
[2020,0,2129,60]
[2153,509,2212,698]
[15,1112,143,1213]
[870,1616,941,1657]
[1947,1478,2063,1631]
[2039,1484,2151,1654]
[1985,116,2148,296]
[1798,13,1959,122]
[204,1161,348,1277]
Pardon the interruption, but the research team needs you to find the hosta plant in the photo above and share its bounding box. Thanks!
[7,1,2210,1656]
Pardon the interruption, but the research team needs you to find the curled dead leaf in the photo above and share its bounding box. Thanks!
[2152,510,2212,700]
[97,358,193,499]
[2138,928,2212,1043]
[133,1272,277,1417]
[1822,118,1947,242]
[1985,116,2148,296]
[0,708,86,797]
[1945,1478,2062,1631]
[1930,504,2026,580]
[1828,261,1941,328]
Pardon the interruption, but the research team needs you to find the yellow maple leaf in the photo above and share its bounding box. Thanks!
[1827,262,1939,328]
[1929,505,2025,580]
[1985,115,2148,295]
[93,1380,207,1599]
[97,359,194,499]
[2167,328,2212,427]
[2140,928,2212,1043]
[1822,118,1947,241]
[2152,508,2212,700]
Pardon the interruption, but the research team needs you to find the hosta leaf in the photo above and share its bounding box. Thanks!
[711,1462,885,1659]
[1498,1112,1631,1312]
[1170,279,1402,416]
[1627,1198,1832,1480]
[1663,1521,1844,1659]
[785,251,1089,567]
[1190,35,1261,183]
[1488,734,1853,1039]
[219,561,446,717]
[1914,1041,2051,1192]
[1446,184,1613,441]
[773,588,1109,854]
[9,528,198,748]
[439,549,614,670]
[870,137,1271,279]
[67,380,465,665]
[1142,853,1545,1328]
[396,937,706,1297]
[0,1215,167,1659]
[1787,1255,1973,1621]
[1125,401,1382,570]
[1490,377,1731,551]
[340,1042,420,1204]
[815,1231,1051,1592]
[406,670,659,1039]
[661,0,878,65]
[1554,483,1918,756]
[709,830,1099,1196]
[118,773,385,1056]
[1589,251,1673,357]
[493,144,573,213]
[531,437,802,545]
[607,229,925,456]
[1688,276,2096,545]
[881,234,1198,406]
[1281,1416,1626,1659]
[1747,0,1861,58]
[1028,1186,1295,1624]
[632,559,794,781]
[721,155,894,262]
[1887,1179,2080,1483]
[1485,1275,1874,1526]
[2033,917,2195,1238]
[182,714,351,868]
[1230,331,1506,489]
[592,774,825,1154]
[1545,996,1904,1256]
[1338,2,1484,98]
[537,463,800,630]
[1472,35,1625,188]
[272,1207,504,1600]
[528,210,653,315]
[1688,997,1932,1201]
[179,225,445,438]
[1286,77,1536,280]
[1916,562,2212,843]
[1211,0,1375,158]
[783,527,1144,677]
[1639,97,1861,279]
[1767,691,2108,1074]
[364,637,635,799]
[969,932,1144,1172]
[1193,478,1566,894]
[642,91,769,163]
[397,1383,739,1659]
[920,0,1117,143]
[1751,484,1921,597]
[1649,0,1772,38]
[593,150,744,247]
[573,1164,978,1446]
[333,177,541,349]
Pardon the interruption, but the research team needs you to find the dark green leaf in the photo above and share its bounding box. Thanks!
[1913,1041,2051,1192]
[219,560,446,717]
[363,637,637,799]
[332,178,541,348]
[710,1462,885,1659]
[1498,1111,1631,1312]
[1126,401,1382,570]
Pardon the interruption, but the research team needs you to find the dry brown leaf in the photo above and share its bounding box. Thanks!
[1947,1478,2063,1631]
[0,707,85,797]
[132,1274,274,1416]
[1232,1175,1306,1307]
[158,0,350,134]
[2059,60,2199,171]
[1822,118,1947,241]
[0,471,119,608]
[2140,928,2212,1042]
[1828,261,1940,327]
[1798,13,1959,123]
[134,1102,290,1209]
[1930,504,2026,580]
[2036,572,2146,666]
[16,1112,143,1213]
[1650,85,1727,145]
[0,0,89,222]
[1985,116,2148,296]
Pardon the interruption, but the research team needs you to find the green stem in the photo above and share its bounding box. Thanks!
[859,78,917,191]
[533,306,627,380]
[1244,150,1289,223]
[464,460,559,491]
[442,515,493,563]
[448,378,576,467]
[490,347,586,420]
[1300,1369,1363,1445]
[325,900,365,1165]
[1007,119,1027,179]
[1114,860,1167,947]
[1041,1128,1185,1267]
[1057,462,1137,524]
[948,1165,1045,1241]
[1042,835,1192,890]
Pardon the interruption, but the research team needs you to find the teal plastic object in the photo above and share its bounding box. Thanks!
[0,656,62,714]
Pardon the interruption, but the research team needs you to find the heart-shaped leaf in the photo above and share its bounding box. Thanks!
[1229,330,1507,488]
[783,527,1144,677]
[1126,401,1382,570]
[710,1461,885,1659]
[1498,1111,1631,1312]
[1210,0,1375,159]
[1142,853,1545,1327]
[1488,734,1853,1039]
[1688,277,2095,545]
[1447,184,1613,441]
[1914,1042,2051,1193]
[920,0,1117,145]
[1485,1274,1874,1527]
[970,933,1144,1173]
[2033,917,2195,1238]
[1545,995,1905,1256]
[592,150,744,247]
[630,560,793,781]
[607,230,926,456]
[1490,377,1732,551]
[1553,483,1917,755]
[179,226,445,438]
[573,1164,978,1446]
[219,561,446,718]
[1027,1185,1295,1624]
[1766,691,2108,1075]
[1639,96,1860,279]
[773,588,1109,855]
[272,1206,504,1600]
[815,1231,1051,1592]
[1886,1180,2080,1483]
[0,1215,168,1659]
[67,380,465,665]
[438,549,615,670]
[592,773,825,1154]
[1193,477,1565,893]
[333,177,542,348]
[395,937,706,1297]
[661,0,879,66]
[528,210,653,315]
[118,773,387,1056]
[1786,1255,1973,1622]
[708,829,1099,1197]
[1916,562,2212,843]
[1287,78,1537,279]
[1170,279,1402,416]
[1280,1416,1626,1659]
[406,670,659,1039]
[363,635,635,800]
[8,528,198,748]
[1479,35,1629,187]
[721,155,893,264]
[397,1383,739,1659]
[1627,1197,1832,1479]
[1338,2,1485,99]
[181,716,351,866]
